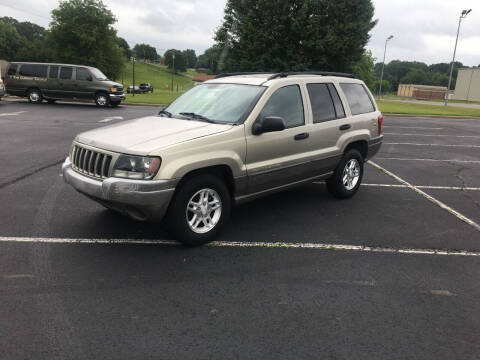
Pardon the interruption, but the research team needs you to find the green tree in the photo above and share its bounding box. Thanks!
[117,37,132,59]
[196,46,222,73]
[351,50,376,91]
[48,0,124,79]
[164,49,187,73]
[133,43,157,61]
[183,49,197,68]
[214,0,376,72]
[0,20,25,61]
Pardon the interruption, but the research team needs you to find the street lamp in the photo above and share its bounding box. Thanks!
[378,35,394,99]
[130,56,136,97]
[445,9,472,106]
[171,53,175,93]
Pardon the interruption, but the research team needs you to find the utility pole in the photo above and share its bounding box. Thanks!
[445,9,472,106]
[171,53,175,93]
[131,57,136,97]
[379,35,394,99]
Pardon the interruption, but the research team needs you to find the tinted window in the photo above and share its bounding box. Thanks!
[76,67,90,81]
[19,64,47,77]
[259,85,304,128]
[340,83,375,115]
[7,64,18,76]
[60,67,73,80]
[327,84,345,118]
[49,66,59,79]
[307,83,336,123]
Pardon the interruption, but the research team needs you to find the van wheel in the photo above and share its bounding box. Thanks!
[28,89,43,104]
[166,174,231,246]
[95,93,109,107]
[326,149,364,199]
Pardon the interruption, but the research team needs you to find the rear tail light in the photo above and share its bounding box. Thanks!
[378,114,384,135]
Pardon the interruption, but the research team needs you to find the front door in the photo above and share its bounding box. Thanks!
[57,66,75,98]
[245,84,312,194]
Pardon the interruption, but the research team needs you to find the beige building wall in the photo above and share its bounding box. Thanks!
[454,68,480,101]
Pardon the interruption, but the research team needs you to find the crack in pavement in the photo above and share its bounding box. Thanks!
[0,159,65,190]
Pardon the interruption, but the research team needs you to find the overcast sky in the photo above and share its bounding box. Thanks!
[1,0,479,66]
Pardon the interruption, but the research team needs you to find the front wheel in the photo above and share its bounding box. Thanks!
[326,149,364,199]
[166,174,231,246]
[28,89,43,104]
[95,93,110,107]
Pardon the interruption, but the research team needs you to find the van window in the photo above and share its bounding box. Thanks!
[7,64,18,76]
[60,67,73,80]
[49,66,59,79]
[19,64,48,78]
[76,68,91,81]
[307,83,337,123]
[259,85,304,128]
[340,83,375,115]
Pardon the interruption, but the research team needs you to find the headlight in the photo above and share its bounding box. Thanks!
[112,155,161,180]
[109,87,116,93]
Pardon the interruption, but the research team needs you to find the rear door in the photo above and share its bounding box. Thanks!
[245,84,313,194]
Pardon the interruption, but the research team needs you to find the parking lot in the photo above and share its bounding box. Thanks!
[1,99,479,359]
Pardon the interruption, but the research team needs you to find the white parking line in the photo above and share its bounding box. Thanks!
[362,183,480,191]
[99,116,124,123]
[376,157,480,164]
[384,126,444,130]
[384,143,480,148]
[0,236,479,256]
[0,111,28,117]
[369,161,480,232]
[384,133,480,138]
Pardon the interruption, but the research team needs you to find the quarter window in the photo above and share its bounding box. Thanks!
[49,66,59,79]
[327,84,346,118]
[19,64,47,78]
[7,64,18,76]
[259,85,304,128]
[60,67,73,80]
[76,67,91,81]
[340,83,375,115]
[307,83,337,123]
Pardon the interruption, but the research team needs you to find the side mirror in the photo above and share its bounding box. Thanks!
[252,116,286,135]
[87,75,93,81]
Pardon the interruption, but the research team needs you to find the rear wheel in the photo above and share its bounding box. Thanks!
[166,174,231,246]
[95,92,109,107]
[326,149,364,199]
[28,89,43,104]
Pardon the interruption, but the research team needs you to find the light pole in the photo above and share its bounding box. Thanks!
[379,35,394,99]
[171,53,175,93]
[131,56,136,97]
[445,9,472,106]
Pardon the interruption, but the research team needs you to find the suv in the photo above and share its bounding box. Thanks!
[5,62,125,107]
[139,83,154,93]
[62,72,383,245]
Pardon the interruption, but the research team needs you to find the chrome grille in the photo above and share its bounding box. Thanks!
[71,145,112,179]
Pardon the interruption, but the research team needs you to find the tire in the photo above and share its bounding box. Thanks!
[95,92,110,107]
[27,88,43,104]
[110,101,120,107]
[166,174,231,246]
[326,149,364,199]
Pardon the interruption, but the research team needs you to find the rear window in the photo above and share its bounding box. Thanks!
[340,83,375,115]
[7,64,18,76]
[19,64,48,78]
[60,67,73,80]
[49,66,59,79]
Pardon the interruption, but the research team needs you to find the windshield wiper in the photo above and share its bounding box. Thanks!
[179,112,216,123]
[158,109,172,117]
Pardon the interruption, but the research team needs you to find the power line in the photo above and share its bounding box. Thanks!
[0,3,51,21]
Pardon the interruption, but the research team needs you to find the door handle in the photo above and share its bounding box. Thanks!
[339,124,351,131]
[294,132,309,140]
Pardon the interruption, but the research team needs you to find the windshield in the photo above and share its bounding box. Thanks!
[90,67,108,81]
[164,83,265,124]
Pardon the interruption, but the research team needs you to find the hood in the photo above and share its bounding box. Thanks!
[103,80,123,88]
[75,116,233,155]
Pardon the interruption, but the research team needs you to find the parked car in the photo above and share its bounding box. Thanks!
[139,83,154,93]
[126,85,140,94]
[0,77,4,100]
[5,62,125,107]
[62,72,383,246]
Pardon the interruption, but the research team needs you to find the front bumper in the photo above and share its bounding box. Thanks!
[62,157,177,221]
[109,93,125,101]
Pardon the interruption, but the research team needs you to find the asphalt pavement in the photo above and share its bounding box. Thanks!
[0,98,479,359]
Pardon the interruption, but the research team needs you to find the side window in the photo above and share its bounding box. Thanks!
[60,67,73,80]
[340,83,375,115]
[259,85,304,128]
[49,66,59,79]
[19,65,47,77]
[327,84,346,118]
[76,67,90,81]
[7,64,18,76]
[306,83,336,123]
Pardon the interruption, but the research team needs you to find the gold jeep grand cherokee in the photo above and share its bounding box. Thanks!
[62,72,383,245]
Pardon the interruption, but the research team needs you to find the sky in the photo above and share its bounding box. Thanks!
[0,0,479,66]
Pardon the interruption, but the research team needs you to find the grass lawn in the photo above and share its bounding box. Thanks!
[124,91,183,105]
[377,100,480,117]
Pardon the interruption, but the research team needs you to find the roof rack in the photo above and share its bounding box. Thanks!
[214,72,273,79]
[267,72,355,80]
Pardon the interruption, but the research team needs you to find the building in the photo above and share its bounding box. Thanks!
[397,84,447,100]
[453,68,480,102]
[193,74,215,83]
